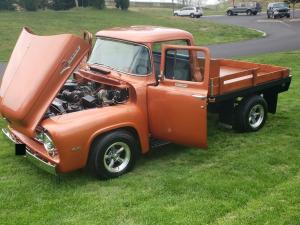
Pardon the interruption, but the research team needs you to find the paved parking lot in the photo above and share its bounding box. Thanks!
[203,11,300,58]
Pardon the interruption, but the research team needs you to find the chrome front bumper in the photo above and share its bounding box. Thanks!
[2,128,57,175]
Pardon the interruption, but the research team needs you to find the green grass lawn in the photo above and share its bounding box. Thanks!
[0,8,261,60]
[0,49,299,224]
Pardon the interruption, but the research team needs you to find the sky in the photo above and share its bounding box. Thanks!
[205,0,219,5]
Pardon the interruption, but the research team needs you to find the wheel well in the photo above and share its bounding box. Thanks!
[89,127,142,154]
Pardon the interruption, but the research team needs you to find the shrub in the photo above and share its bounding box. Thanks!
[90,0,105,9]
[21,0,39,11]
[0,0,16,10]
[114,0,129,10]
[51,0,75,10]
[120,0,129,10]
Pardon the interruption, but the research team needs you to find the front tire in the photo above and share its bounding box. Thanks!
[190,13,195,18]
[246,9,252,15]
[235,95,268,132]
[88,130,139,180]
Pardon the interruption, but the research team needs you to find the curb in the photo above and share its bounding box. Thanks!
[248,28,267,37]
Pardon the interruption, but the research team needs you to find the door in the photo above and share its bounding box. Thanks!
[183,7,189,16]
[147,45,211,148]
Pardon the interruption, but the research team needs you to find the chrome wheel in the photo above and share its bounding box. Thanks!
[248,104,265,129]
[103,142,131,173]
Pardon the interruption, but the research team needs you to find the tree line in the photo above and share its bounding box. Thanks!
[0,0,130,11]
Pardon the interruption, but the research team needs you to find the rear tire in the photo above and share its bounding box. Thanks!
[227,10,233,16]
[235,95,268,132]
[88,130,139,180]
[190,13,195,18]
[174,13,178,16]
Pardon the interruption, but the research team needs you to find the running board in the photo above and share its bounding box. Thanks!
[150,138,170,149]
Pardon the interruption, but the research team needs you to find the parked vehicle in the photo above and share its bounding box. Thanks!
[174,6,203,18]
[226,1,262,16]
[0,26,291,179]
[267,2,290,19]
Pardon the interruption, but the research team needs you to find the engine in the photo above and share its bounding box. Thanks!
[45,79,129,118]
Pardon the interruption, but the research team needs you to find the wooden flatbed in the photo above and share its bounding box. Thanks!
[206,59,290,97]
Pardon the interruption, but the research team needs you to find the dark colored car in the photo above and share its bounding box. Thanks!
[267,2,290,19]
[226,2,262,16]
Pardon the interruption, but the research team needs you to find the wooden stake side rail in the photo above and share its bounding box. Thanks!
[209,67,289,97]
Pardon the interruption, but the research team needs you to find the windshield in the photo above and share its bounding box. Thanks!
[88,38,151,75]
[273,2,288,8]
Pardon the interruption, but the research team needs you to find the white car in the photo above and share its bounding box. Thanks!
[174,6,203,18]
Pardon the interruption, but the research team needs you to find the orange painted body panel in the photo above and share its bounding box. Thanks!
[148,45,211,147]
[40,103,149,172]
[96,26,194,44]
[0,28,90,137]
[0,26,290,174]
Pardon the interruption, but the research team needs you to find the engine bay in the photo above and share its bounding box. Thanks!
[45,78,129,118]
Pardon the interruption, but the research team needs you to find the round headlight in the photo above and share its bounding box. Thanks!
[43,133,57,156]
[35,131,57,157]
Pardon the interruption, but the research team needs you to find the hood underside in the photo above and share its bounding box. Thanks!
[0,27,90,137]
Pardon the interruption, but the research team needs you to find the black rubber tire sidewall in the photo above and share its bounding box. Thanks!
[235,95,268,132]
[88,130,138,180]
[227,10,232,16]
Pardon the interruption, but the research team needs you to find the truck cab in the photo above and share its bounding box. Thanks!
[0,26,291,179]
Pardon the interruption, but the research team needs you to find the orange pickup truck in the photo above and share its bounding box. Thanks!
[0,26,291,179]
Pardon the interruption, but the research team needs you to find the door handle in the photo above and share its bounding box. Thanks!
[192,94,207,100]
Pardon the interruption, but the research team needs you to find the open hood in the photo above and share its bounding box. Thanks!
[0,27,90,137]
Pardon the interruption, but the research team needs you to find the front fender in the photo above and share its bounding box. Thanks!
[41,103,149,173]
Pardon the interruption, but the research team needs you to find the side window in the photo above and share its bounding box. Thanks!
[165,49,191,81]
[152,40,188,76]
[161,48,207,83]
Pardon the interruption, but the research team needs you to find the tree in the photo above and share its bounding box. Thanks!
[114,0,129,10]
[91,0,105,9]
[74,0,78,7]
[21,0,40,11]
[288,0,300,18]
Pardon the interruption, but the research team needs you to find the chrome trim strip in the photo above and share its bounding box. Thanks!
[2,128,17,143]
[192,94,207,100]
[26,149,57,176]
[2,128,57,176]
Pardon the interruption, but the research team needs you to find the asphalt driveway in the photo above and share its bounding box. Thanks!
[0,12,299,79]
[203,11,300,58]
